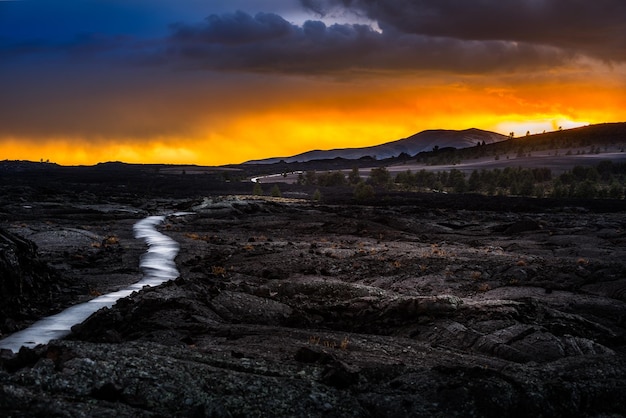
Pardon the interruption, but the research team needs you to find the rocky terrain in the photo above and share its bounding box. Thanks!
[1,184,626,417]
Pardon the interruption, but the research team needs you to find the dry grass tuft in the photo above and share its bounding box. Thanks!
[308,335,350,351]
[211,266,227,276]
[477,283,491,292]
[104,235,119,246]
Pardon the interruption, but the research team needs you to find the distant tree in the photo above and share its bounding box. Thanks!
[597,160,615,181]
[532,168,552,182]
[253,182,263,196]
[609,182,623,199]
[416,169,436,189]
[509,132,515,139]
[312,189,322,202]
[438,171,449,187]
[468,170,481,192]
[510,180,520,196]
[354,181,375,201]
[551,181,567,198]
[317,171,346,187]
[395,170,415,188]
[270,185,282,197]
[447,169,467,193]
[526,131,530,137]
[305,171,317,186]
[572,166,599,182]
[559,172,575,185]
[574,180,597,198]
[348,167,361,184]
[534,184,545,198]
[369,167,392,188]
[519,174,535,196]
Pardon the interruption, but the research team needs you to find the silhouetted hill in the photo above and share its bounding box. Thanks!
[410,122,626,165]
[245,128,508,164]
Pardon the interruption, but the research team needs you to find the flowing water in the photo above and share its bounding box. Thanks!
[0,214,183,353]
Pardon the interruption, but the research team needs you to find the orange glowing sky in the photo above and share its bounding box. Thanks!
[1,1,625,166]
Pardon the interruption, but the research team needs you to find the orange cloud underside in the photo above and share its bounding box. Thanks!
[2,71,625,166]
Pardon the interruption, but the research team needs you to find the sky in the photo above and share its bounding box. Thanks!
[1,0,625,166]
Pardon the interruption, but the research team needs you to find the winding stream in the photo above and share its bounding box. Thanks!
[0,214,183,353]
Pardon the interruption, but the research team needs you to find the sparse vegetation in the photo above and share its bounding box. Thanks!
[354,181,375,201]
[388,162,625,199]
[308,335,350,351]
[270,184,282,197]
[211,266,227,277]
[368,167,392,188]
[252,182,263,196]
[348,167,361,184]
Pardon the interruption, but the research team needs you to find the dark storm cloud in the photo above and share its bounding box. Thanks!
[300,0,626,62]
[171,11,294,45]
[163,10,568,74]
[2,3,614,77]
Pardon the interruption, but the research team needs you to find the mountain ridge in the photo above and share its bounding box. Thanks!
[245,128,508,164]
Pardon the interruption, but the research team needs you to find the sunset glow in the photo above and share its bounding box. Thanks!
[1,1,624,165]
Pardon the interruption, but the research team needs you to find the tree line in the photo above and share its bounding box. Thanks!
[291,160,625,200]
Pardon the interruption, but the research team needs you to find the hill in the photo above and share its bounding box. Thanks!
[401,122,626,167]
[245,128,508,164]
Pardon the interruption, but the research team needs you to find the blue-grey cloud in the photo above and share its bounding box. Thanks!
[171,11,294,45]
[300,0,626,62]
[0,6,594,76]
[161,10,569,74]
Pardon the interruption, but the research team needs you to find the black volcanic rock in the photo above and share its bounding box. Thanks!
[0,228,61,334]
[2,177,626,417]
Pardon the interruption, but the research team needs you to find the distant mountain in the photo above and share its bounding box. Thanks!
[245,128,508,164]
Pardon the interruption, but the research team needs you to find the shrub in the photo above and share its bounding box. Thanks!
[270,184,282,197]
[354,181,375,201]
[317,171,346,187]
[369,167,392,188]
[348,167,361,184]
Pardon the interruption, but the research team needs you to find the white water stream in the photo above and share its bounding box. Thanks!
[0,214,183,353]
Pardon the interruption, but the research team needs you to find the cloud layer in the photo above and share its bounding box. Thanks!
[162,10,569,74]
[301,0,626,62]
[4,2,622,76]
